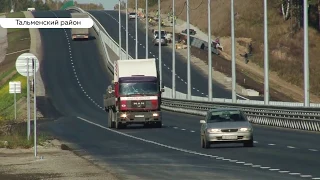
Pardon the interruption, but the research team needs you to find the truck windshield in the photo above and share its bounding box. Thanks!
[119,82,158,95]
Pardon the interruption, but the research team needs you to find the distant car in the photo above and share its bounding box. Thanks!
[153,30,167,39]
[200,108,254,148]
[153,36,167,46]
[181,28,196,35]
[128,12,136,20]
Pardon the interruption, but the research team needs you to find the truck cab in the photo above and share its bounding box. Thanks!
[104,59,164,129]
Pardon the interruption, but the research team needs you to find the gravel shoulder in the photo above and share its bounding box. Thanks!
[0,140,119,180]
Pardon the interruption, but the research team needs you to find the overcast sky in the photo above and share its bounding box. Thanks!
[75,0,118,10]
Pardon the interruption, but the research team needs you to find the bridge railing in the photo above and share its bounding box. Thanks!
[65,6,320,132]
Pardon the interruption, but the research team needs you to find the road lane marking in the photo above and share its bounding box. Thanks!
[77,116,316,179]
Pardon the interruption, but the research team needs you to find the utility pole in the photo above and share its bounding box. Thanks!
[208,0,212,101]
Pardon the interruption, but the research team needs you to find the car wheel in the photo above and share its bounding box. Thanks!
[204,137,210,149]
[243,139,254,147]
[154,122,162,128]
[201,136,204,148]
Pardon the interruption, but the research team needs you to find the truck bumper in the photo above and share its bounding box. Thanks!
[117,111,161,124]
[72,35,89,40]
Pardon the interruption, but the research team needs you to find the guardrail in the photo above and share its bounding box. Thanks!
[64,7,320,132]
[161,98,320,131]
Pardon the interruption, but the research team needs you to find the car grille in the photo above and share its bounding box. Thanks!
[221,129,238,132]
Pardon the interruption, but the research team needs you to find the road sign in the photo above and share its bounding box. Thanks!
[9,81,21,93]
[15,53,39,77]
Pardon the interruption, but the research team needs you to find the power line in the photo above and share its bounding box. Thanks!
[187,0,204,11]
[176,2,186,16]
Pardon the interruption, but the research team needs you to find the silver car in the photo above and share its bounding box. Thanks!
[200,108,254,148]
[128,12,136,20]
[153,36,167,46]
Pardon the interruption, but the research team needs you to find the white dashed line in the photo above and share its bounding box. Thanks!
[287,146,295,149]
[309,149,318,152]
[269,169,280,171]
[268,143,276,146]
[59,11,317,178]
[279,171,290,173]
[289,173,301,175]
[50,11,104,111]
[300,175,312,178]
[190,130,195,133]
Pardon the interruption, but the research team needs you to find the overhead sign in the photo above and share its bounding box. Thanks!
[15,53,39,77]
[9,81,21,94]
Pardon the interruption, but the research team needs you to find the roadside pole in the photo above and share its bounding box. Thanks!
[15,53,39,157]
[186,0,191,100]
[231,0,236,103]
[158,0,162,88]
[118,0,122,59]
[172,0,176,98]
[33,58,37,158]
[27,57,30,140]
[9,81,21,120]
[146,0,149,59]
[135,0,138,59]
[126,0,129,59]
[263,0,269,105]
[303,0,309,107]
[208,0,212,101]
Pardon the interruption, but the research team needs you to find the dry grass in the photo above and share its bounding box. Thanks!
[130,0,320,100]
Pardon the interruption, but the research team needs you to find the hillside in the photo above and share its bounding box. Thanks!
[125,0,320,102]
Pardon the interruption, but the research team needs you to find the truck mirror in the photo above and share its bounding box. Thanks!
[107,85,114,93]
[160,88,165,92]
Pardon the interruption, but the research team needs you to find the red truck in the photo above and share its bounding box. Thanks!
[104,58,164,129]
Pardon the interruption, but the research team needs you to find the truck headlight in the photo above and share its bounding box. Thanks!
[152,113,158,117]
[207,128,221,133]
[120,113,127,118]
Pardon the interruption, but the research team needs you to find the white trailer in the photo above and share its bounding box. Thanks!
[70,12,89,40]
[114,59,157,83]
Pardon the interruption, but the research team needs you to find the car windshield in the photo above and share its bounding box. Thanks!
[207,110,246,122]
[155,31,166,37]
[119,82,158,95]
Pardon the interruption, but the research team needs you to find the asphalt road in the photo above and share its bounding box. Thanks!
[33,10,320,180]
[88,10,247,100]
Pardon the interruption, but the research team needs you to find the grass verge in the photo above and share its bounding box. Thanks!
[0,121,51,149]
[0,12,30,121]
[0,12,49,149]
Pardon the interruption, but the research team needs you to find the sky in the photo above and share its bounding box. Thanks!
[75,0,118,10]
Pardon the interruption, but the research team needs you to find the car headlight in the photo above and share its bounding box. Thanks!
[239,128,251,132]
[207,128,221,133]
[120,113,127,118]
